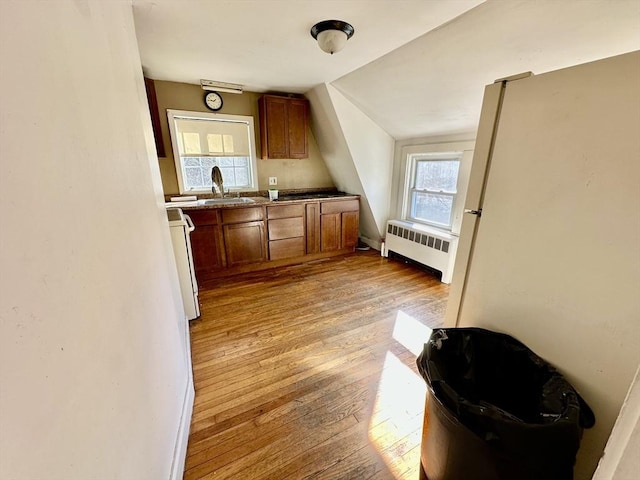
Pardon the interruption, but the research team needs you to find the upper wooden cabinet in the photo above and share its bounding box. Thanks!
[143,77,165,158]
[259,95,309,159]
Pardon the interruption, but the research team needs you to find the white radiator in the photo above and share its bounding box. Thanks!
[383,220,458,284]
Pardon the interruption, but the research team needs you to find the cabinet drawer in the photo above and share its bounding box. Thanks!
[268,217,304,240]
[222,207,264,224]
[269,237,305,261]
[267,204,305,219]
[187,208,219,226]
[321,199,359,214]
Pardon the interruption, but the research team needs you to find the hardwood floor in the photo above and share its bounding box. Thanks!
[185,250,449,480]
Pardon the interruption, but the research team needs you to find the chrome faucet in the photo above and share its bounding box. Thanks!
[211,166,224,198]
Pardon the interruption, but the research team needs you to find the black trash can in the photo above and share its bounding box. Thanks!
[416,328,595,480]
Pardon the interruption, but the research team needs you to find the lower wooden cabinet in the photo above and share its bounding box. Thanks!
[267,204,305,260]
[269,237,305,260]
[320,199,360,253]
[187,209,224,281]
[320,213,341,252]
[305,202,321,254]
[341,210,359,249]
[187,197,359,278]
[221,207,266,268]
[224,221,266,267]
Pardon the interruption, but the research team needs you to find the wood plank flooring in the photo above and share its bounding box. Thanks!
[185,250,449,480]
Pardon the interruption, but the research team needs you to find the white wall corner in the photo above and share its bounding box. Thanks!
[307,83,394,242]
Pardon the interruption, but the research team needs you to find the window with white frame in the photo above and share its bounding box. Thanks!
[406,152,463,230]
[167,110,259,193]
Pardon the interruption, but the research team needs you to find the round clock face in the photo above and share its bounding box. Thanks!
[204,91,223,111]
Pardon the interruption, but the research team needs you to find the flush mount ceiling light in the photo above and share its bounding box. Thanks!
[310,20,355,55]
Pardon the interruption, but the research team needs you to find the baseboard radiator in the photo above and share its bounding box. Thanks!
[383,220,458,284]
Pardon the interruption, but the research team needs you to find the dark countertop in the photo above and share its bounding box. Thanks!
[166,191,359,210]
[274,191,355,201]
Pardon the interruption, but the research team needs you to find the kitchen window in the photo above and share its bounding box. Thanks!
[167,109,259,193]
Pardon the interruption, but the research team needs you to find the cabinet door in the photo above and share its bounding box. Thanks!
[320,213,341,252]
[223,221,266,267]
[190,224,223,280]
[341,211,359,250]
[189,211,224,280]
[259,95,309,159]
[306,202,320,254]
[288,99,309,159]
[259,96,288,159]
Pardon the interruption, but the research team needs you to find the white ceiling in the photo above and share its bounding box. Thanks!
[133,0,640,140]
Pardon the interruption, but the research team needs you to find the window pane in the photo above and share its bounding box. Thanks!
[207,134,223,153]
[182,132,201,154]
[411,192,454,226]
[201,157,215,167]
[415,160,459,192]
[220,167,235,184]
[223,134,234,153]
[235,168,249,187]
[184,167,203,190]
[183,157,200,167]
[182,157,252,189]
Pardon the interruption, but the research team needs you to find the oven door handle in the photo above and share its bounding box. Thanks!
[184,214,195,233]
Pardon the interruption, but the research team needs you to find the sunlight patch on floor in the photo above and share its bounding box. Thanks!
[368,311,432,479]
[392,310,433,356]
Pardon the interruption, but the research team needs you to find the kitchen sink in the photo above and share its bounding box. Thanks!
[199,197,255,206]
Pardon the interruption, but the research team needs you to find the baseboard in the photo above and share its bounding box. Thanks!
[169,376,194,480]
[359,235,381,251]
[169,313,195,480]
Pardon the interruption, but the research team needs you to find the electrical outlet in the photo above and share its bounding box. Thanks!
[269,177,278,186]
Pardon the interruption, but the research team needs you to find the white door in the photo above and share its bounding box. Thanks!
[443,52,640,480]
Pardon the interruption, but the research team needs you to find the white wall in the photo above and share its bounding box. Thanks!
[307,84,394,247]
[0,1,190,478]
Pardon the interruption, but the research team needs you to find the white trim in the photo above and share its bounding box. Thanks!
[169,313,195,480]
[592,364,640,480]
[167,109,259,194]
[400,141,474,236]
[169,376,194,480]
[359,235,382,251]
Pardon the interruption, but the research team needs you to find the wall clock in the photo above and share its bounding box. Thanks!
[204,91,223,111]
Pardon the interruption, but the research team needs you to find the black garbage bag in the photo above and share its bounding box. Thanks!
[416,327,595,480]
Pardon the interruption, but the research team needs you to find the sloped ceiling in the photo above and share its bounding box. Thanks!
[133,0,483,94]
[334,0,640,139]
[133,0,640,140]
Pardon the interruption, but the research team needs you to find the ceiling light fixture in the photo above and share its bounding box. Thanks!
[310,20,354,55]
[200,79,243,94]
